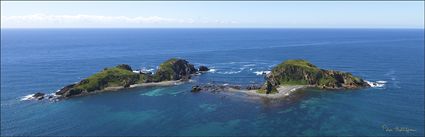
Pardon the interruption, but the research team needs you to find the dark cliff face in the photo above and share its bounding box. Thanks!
[198,66,210,72]
[263,59,369,92]
[317,70,370,89]
[153,58,197,82]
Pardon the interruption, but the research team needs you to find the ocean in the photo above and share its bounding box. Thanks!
[1,28,424,136]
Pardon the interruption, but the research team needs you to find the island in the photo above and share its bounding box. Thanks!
[26,58,371,101]
[259,59,370,93]
[28,58,202,100]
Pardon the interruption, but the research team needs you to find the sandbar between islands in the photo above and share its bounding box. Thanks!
[226,85,311,99]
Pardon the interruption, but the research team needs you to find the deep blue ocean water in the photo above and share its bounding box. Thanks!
[1,29,424,136]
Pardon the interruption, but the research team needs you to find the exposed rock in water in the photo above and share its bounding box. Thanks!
[190,84,260,92]
[261,59,370,93]
[153,58,197,82]
[190,85,224,92]
[33,92,45,100]
[246,85,262,90]
[198,66,210,72]
[56,84,76,96]
[191,85,202,92]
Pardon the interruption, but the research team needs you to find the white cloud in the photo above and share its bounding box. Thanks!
[1,14,239,28]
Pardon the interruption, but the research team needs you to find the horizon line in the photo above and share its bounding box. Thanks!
[1,27,424,29]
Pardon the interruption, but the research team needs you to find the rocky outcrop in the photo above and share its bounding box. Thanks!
[189,85,229,92]
[153,58,197,82]
[198,66,210,72]
[191,85,202,92]
[190,84,262,92]
[33,92,45,100]
[55,84,76,96]
[262,59,370,93]
[116,64,133,71]
[265,81,277,94]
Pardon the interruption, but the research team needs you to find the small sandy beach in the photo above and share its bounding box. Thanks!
[130,80,184,88]
[102,80,184,91]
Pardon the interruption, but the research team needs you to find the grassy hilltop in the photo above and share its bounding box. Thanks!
[260,59,369,94]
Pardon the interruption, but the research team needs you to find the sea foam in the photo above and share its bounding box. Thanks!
[243,64,256,67]
[219,71,242,74]
[209,69,216,73]
[20,94,35,101]
[253,71,271,75]
[365,80,387,88]
[133,68,155,74]
[20,93,59,101]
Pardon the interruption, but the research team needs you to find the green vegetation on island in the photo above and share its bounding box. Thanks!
[74,67,139,91]
[152,58,197,82]
[260,59,369,94]
[55,58,199,98]
[55,65,150,97]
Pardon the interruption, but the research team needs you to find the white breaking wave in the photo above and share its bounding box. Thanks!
[20,93,59,101]
[243,64,256,67]
[217,67,246,74]
[254,71,271,75]
[218,70,242,74]
[209,69,216,73]
[376,81,387,84]
[133,68,155,74]
[20,94,35,101]
[365,80,387,88]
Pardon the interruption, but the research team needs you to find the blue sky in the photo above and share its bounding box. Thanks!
[1,1,424,28]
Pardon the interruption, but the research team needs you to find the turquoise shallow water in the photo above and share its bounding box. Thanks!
[1,29,424,136]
